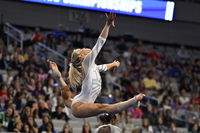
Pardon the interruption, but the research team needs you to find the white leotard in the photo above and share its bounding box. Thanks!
[72,37,107,105]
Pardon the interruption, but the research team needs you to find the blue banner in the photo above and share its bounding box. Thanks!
[20,0,175,21]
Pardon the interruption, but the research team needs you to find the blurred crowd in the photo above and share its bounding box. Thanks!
[0,25,200,133]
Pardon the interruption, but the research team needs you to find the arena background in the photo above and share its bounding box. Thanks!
[0,0,199,133]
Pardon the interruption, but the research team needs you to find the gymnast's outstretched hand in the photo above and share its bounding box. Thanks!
[105,60,120,70]
[134,93,145,101]
[47,59,62,80]
[112,60,120,67]
[105,12,116,27]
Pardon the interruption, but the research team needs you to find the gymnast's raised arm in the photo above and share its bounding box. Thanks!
[82,13,116,74]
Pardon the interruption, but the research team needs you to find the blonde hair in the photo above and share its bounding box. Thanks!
[68,49,83,88]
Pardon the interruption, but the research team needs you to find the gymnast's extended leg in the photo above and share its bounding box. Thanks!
[71,93,145,118]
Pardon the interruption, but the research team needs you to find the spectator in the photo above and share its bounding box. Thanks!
[153,116,168,133]
[27,77,36,92]
[143,71,159,90]
[163,109,174,126]
[167,77,179,93]
[0,83,9,109]
[2,67,14,86]
[13,91,25,110]
[26,99,39,118]
[124,114,135,132]
[27,116,38,133]
[179,77,191,92]
[7,86,15,100]
[131,128,141,133]
[46,121,56,133]
[82,122,92,133]
[169,122,177,133]
[52,24,67,45]
[0,52,10,70]
[141,118,153,133]
[51,105,69,122]
[105,70,119,93]
[136,40,147,54]
[171,95,187,110]
[147,47,163,61]
[32,28,44,43]
[113,88,122,103]
[60,123,72,133]
[46,32,56,50]
[23,28,33,43]
[129,105,143,119]
[50,86,60,112]
[179,89,190,105]
[189,123,198,133]
[191,80,200,94]
[20,106,32,123]
[38,100,51,118]
[57,96,65,107]
[32,81,45,97]
[95,113,122,133]
[43,76,54,99]
[161,97,172,110]
[38,114,51,133]
[13,79,23,93]
[0,107,14,131]
[142,103,156,125]
[22,123,31,133]
[57,35,68,54]
[167,64,183,79]
[13,120,23,133]
[8,113,21,132]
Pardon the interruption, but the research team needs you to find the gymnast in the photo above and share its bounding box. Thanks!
[48,13,145,118]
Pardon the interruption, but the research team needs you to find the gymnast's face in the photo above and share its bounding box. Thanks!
[78,48,91,59]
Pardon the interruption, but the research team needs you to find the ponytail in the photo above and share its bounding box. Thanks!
[69,63,82,88]
[68,49,83,88]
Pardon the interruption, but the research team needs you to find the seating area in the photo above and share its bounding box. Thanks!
[0,23,199,133]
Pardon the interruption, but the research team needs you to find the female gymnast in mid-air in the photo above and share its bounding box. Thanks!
[48,13,145,118]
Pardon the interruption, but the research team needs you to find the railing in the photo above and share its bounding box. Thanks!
[3,23,67,71]
[35,42,67,71]
[4,22,24,50]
